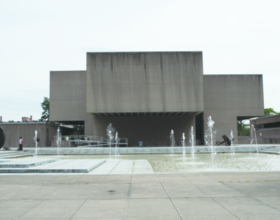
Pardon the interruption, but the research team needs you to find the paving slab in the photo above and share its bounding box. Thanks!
[20,206,77,219]
[0,158,55,168]
[0,159,105,173]
[130,183,168,198]
[225,181,280,197]
[171,198,239,220]
[88,159,155,175]
[255,197,280,211]
[133,160,155,174]
[213,197,280,220]
[126,198,179,219]
[0,173,280,219]
[194,183,246,197]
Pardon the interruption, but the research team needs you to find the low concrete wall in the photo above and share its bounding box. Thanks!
[21,145,277,155]
[238,134,280,144]
[0,123,58,148]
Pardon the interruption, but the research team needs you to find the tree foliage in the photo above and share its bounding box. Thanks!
[238,108,280,136]
[40,97,49,122]
[264,108,279,117]
[237,120,250,136]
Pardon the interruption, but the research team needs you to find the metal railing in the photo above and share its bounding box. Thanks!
[53,135,128,147]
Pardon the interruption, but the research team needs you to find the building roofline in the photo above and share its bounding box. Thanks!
[86,51,203,54]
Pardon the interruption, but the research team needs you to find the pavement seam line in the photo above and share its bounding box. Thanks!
[210,196,241,220]
[109,159,122,174]
[182,175,240,220]
[69,172,110,219]
[222,181,280,214]
[124,172,133,220]
[155,173,183,220]
[124,160,135,219]
[16,177,64,219]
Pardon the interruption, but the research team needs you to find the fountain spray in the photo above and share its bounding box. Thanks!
[250,125,258,154]
[115,131,119,156]
[182,132,186,158]
[34,130,38,158]
[190,126,195,162]
[56,127,61,156]
[170,130,175,155]
[230,130,235,154]
[106,123,115,158]
[205,116,216,168]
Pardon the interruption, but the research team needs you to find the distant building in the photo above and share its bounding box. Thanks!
[22,117,30,122]
[50,51,264,146]
[250,115,280,144]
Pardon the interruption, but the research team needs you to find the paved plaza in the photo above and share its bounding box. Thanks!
[1,171,280,220]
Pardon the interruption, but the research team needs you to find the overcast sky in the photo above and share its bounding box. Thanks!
[0,0,279,121]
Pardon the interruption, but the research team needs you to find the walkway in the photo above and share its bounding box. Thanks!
[1,172,280,219]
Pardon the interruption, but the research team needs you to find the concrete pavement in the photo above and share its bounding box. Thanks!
[1,172,280,219]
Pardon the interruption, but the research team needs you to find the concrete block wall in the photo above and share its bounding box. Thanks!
[50,71,87,121]
[203,75,264,143]
[1,123,58,148]
[50,71,94,136]
[86,52,204,113]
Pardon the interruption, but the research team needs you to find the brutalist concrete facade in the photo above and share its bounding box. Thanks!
[86,52,204,113]
[204,75,264,143]
[50,52,264,146]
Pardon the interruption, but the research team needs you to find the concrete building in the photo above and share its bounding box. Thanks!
[250,115,280,144]
[50,52,264,146]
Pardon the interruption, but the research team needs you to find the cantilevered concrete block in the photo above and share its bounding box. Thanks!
[86,52,204,114]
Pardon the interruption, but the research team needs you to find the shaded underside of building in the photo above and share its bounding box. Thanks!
[50,51,264,146]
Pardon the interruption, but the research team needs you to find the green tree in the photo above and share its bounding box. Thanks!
[237,120,250,136]
[40,97,49,122]
[264,108,279,117]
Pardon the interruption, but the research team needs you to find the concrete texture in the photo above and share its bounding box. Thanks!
[49,71,95,136]
[203,75,264,143]
[0,158,55,168]
[86,52,204,113]
[50,71,87,121]
[0,150,33,159]
[252,114,280,126]
[0,122,58,148]
[0,159,105,173]
[1,172,280,219]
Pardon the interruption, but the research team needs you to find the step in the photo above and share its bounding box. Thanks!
[0,158,56,168]
[0,153,34,159]
[0,151,34,159]
[259,150,280,155]
[0,159,106,173]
